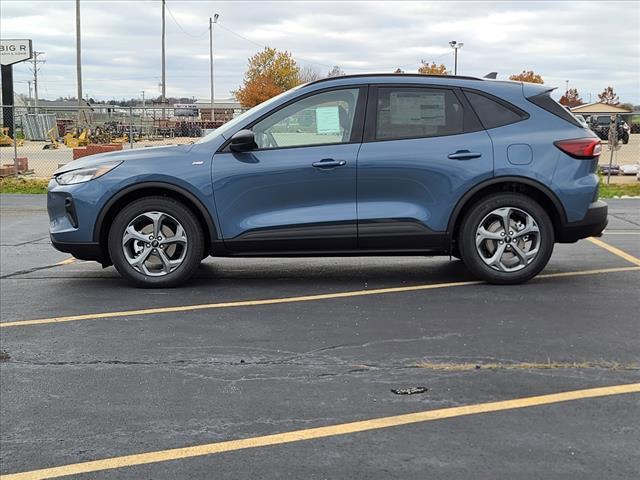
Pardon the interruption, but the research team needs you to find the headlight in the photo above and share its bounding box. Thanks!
[55,161,122,185]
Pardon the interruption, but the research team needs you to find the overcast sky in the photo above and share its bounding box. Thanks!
[2,0,639,103]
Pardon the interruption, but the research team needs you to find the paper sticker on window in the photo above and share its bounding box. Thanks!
[316,106,341,134]
[390,92,446,126]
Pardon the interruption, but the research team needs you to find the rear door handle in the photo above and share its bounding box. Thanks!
[312,158,346,169]
[448,150,482,160]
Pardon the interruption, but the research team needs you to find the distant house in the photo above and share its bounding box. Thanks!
[570,102,633,122]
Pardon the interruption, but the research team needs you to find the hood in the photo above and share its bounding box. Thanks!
[53,144,193,175]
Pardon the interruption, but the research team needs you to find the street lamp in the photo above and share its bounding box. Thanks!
[449,40,463,75]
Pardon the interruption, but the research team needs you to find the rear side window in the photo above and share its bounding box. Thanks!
[526,92,583,128]
[375,87,464,140]
[464,90,528,129]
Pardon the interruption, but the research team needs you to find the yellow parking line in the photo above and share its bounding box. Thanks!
[587,237,640,266]
[1,265,639,329]
[55,257,76,266]
[2,382,638,480]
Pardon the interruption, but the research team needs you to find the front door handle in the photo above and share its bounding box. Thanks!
[312,158,346,169]
[448,150,482,160]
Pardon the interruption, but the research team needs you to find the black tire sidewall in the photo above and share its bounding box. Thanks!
[458,193,554,284]
[108,197,204,287]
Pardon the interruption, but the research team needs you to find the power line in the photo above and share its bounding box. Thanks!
[165,1,208,38]
[217,23,336,69]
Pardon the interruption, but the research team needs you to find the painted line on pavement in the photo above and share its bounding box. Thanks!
[587,237,640,266]
[56,257,76,266]
[2,382,639,480]
[1,265,639,329]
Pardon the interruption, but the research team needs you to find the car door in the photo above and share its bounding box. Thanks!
[212,87,366,253]
[356,84,493,250]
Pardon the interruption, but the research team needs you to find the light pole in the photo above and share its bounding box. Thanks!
[565,80,569,95]
[161,0,166,104]
[449,40,463,75]
[76,0,83,109]
[209,13,219,125]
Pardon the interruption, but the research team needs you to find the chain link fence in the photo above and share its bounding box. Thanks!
[0,105,244,178]
[0,104,637,179]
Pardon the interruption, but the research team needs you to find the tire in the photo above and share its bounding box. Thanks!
[458,193,554,285]
[108,196,205,287]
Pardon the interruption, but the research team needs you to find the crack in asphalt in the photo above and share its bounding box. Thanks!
[0,262,71,279]
[6,358,638,372]
[0,235,50,247]
[609,213,640,228]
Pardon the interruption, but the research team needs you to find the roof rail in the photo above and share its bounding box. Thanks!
[306,73,483,86]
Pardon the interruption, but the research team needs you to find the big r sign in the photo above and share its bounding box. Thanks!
[1,39,33,137]
[0,39,33,65]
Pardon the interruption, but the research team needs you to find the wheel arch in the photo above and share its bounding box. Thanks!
[448,176,567,244]
[94,182,217,265]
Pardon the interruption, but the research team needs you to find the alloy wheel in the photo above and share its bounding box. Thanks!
[121,211,188,276]
[475,207,540,272]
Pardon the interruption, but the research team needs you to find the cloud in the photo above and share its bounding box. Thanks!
[1,0,638,103]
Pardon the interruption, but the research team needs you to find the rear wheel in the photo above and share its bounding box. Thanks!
[458,193,554,284]
[108,196,204,287]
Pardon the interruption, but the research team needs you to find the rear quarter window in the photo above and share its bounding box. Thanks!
[464,90,528,129]
[526,92,583,128]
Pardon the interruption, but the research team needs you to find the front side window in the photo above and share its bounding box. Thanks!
[375,87,464,140]
[252,88,360,149]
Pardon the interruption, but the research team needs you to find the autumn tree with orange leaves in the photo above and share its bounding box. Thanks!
[235,47,300,108]
[509,70,544,84]
[418,61,448,75]
[559,88,583,107]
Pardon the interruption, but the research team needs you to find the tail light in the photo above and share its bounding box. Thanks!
[554,138,602,159]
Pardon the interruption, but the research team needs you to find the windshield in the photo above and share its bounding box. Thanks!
[196,87,302,144]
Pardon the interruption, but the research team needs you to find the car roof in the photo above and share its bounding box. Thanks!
[306,73,484,85]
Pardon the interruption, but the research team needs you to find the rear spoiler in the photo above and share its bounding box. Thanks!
[523,83,556,98]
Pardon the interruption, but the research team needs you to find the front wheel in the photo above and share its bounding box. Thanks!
[108,196,205,287]
[458,193,554,284]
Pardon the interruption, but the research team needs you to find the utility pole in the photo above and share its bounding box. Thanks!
[27,80,32,105]
[141,90,145,118]
[161,0,166,104]
[449,41,463,75]
[29,51,45,112]
[209,13,219,125]
[76,0,83,108]
[565,80,569,95]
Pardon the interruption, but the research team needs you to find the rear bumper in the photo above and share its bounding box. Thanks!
[51,238,104,263]
[557,200,608,243]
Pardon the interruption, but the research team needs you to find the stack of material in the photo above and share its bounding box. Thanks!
[21,114,58,141]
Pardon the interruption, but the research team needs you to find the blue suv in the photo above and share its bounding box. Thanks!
[47,74,607,287]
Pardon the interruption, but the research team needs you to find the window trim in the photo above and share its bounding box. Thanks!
[462,88,530,130]
[363,84,483,143]
[218,85,368,153]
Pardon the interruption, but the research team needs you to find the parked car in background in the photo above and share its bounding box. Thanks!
[599,163,620,176]
[47,74,607,287]
[574,114,589,129]
[589,115,630,144]
[620,164,639,176]
[564,107,589,129]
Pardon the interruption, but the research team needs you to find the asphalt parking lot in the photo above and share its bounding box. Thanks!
[1,194,639,479]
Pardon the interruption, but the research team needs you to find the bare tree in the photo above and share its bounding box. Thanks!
[297,65,322,84]
[327,65,346,77]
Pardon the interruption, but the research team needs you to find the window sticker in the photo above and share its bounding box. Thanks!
[315,106,341,134]
[390,92,446,126]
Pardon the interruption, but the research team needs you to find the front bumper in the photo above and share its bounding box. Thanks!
[51,239,104,262]
[557,200,608,243]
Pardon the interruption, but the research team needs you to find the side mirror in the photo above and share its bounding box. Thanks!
[229,129,257,152]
